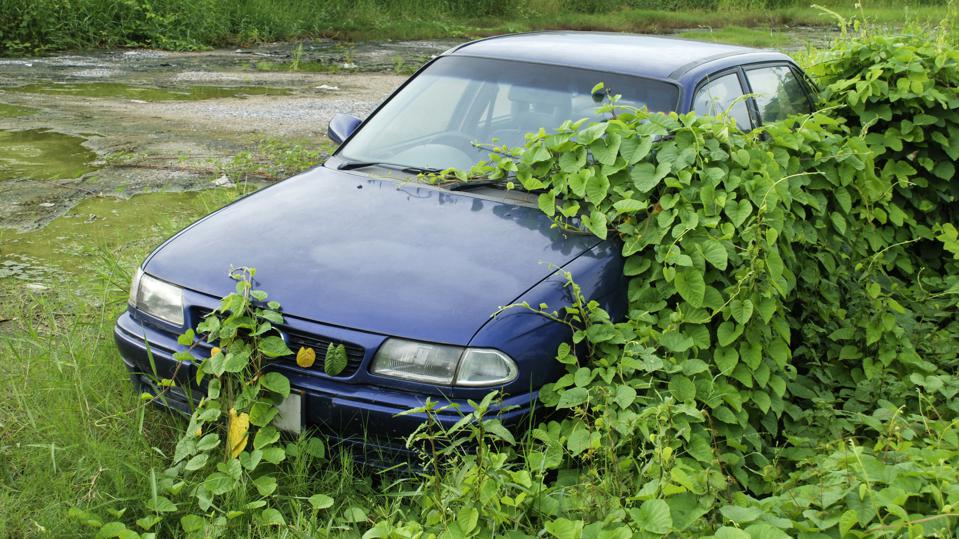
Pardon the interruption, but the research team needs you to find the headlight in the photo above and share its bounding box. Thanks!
[370,338,518,387]
[455,348,519,387]
[130,269,184,326]
[128,267,143,307]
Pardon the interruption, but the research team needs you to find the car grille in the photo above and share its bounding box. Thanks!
[283,327,365,377]
[192,308,365,378]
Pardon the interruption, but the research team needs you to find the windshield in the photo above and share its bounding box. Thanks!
[338,56,680,171]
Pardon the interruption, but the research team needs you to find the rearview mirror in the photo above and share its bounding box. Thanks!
[328,113,362,145]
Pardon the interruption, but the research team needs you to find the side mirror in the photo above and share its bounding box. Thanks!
[328,113,362,145]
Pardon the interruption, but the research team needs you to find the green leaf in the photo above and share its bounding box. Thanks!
[457,506,479,534]
[714,347,739,374]
[590,134,621,166]
[701,239,728,270]
[717,321,743,347]
[249,401,279,427]
[724,199,752,228]
[674,268,706,308]
[576,122,608,145]
[559,148,587,172]
[259,508,285,526]
[221,350,250,373]
[729,299,753,325]
[714,526,750,539]
[261,446,286,464]
[613,198,646,214]
[177,329,195,347]
[324,343,348,376]
[260,372,290,398]
[631,499,673,534]
[545,517,585,539]
[253,475,278,497]
[614,384,637,409]
[180,514,205,533]
[631,162,669,193]
[136,515,162,531]
[253,426,280,450]
[184,453,209,471]
[556,387,589,409]
[585,170,611,204]
[259,335,293,358]
[308,494,334,511]
[582,209,608,239]
[341,506,368,523]
[720,505,764,524]
[145,495,177,513]
[538,192,556,217]
[567,421,591,455]
[196,433,219,452]
[668,375,696,402]
[660,331,694,353]
[830,211,847,234]
[620,136,653,164]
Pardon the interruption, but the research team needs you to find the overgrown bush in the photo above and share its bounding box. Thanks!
[72,25,959,538]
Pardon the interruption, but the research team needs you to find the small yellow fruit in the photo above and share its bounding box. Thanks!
[210,346,222,357]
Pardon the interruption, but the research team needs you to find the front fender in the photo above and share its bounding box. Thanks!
[468,240,627,395]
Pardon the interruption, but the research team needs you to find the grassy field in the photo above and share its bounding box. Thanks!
[0,189,380,536]
[0,0,954,53]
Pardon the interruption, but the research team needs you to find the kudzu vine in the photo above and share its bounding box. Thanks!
[73,23,959,538]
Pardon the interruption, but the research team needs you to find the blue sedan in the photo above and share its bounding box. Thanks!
[115,32,816,453]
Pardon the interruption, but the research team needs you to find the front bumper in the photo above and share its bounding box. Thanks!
[114,309,538,457]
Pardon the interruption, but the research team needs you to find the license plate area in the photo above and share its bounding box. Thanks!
[273,391,303,434]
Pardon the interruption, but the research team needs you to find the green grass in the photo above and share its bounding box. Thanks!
[1,0,953,53]
[0,191,225,535]
[0,135,349,535]
[0,190,383,536]
[674,25,797,48]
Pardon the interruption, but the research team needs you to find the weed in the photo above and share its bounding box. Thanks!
[0,0,953,53]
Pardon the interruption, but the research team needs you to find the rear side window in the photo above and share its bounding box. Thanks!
[692,73,752,130]
[744,65,812,124]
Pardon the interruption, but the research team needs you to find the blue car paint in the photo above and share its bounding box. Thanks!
[115,32,803,447]
[141,168,601,347]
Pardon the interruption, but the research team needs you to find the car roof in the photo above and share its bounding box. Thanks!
[445,31,792,82]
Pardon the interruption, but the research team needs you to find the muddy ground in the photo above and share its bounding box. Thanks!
[0,40,459,232]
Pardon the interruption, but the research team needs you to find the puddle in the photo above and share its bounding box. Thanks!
[0,129,97,181]
[0,103,36,118]
[0,253,56,282]
[10,82,291,101]
[0,190,239,284]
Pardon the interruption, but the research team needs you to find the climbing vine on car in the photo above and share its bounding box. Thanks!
[71,268,332,537]
[73,23,959,538]
[406,23,959,536]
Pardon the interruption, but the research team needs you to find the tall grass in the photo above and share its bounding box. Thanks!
[0,0,951,53]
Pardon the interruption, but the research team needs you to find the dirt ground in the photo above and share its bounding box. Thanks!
[0,40,458,231]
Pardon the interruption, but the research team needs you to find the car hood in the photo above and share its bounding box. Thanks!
[144,166,600,344]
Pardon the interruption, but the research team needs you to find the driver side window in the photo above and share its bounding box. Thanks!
[693,72,752,130]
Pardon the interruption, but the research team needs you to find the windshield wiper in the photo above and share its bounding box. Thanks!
[336,160,441,175]
[448,179,536,193]
[448,180,501,191]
